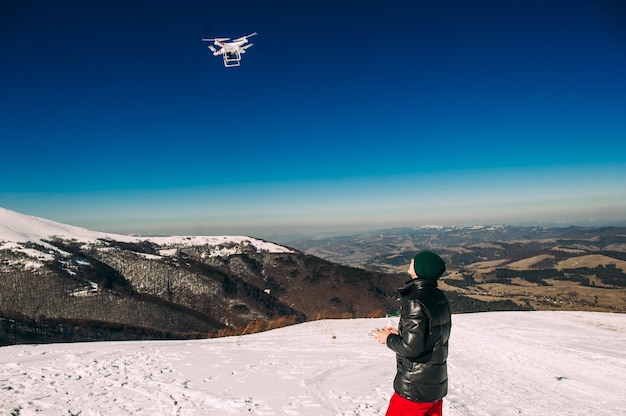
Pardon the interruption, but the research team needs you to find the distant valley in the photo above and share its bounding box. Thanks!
[287,225,626,313]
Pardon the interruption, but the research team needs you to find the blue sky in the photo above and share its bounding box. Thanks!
[2,0,626,238]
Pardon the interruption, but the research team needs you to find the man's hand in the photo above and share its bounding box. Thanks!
[371,326,398,345]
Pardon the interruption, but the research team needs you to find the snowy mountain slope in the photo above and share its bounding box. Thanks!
[0,207,293,264]
[1,311,625,416]
[0,207,403,342]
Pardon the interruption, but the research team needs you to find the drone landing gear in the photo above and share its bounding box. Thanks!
[223,50,242,67]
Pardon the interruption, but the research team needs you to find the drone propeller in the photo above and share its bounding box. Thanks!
[202,37,230,42]
[233,32,258,42]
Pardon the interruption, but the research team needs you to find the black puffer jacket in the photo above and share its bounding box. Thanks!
[386,278,451,402]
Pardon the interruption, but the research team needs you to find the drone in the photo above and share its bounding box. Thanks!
[202,32,257,67]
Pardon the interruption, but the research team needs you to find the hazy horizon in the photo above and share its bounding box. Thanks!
[2,204,625,243]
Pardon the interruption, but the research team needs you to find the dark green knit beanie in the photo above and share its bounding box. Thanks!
[413,251,446,280]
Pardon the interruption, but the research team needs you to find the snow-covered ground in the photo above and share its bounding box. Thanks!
[1,311,625,415]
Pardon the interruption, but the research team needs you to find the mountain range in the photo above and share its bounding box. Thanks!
[287,224,626,313]
[2,207,625,345]
[0,207,404,345]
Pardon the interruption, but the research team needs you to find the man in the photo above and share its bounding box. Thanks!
[372,250,451,416]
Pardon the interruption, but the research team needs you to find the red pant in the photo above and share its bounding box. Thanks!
[385,392,443,416]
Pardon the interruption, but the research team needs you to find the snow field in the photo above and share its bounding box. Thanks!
[1,311,626,415]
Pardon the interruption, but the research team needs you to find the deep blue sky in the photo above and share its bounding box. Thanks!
[2,0,626,238]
